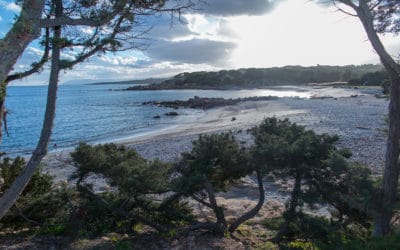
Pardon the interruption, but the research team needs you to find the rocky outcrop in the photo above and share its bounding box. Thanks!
[143,96,278,110]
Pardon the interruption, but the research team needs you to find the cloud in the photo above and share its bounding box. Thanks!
[0,0,21,13]
[216,19,239,38]
[195,0,278,17]
[98,55,144,66]
[147,16,196,40]
[9,46,44,75]
[145,38,236,65]
[0,16,2,22]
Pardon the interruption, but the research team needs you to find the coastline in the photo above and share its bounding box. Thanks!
[41,87,388,186]
[33,87,388,230]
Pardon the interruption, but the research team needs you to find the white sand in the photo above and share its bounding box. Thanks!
[35,86,388,220]
[41,86,388,182]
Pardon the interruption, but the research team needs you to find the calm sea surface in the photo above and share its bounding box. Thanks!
[1,84,310,156]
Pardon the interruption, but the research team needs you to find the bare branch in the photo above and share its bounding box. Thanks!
[369,0,383,11]
[191,194,212,208]
[6,28,51,83]
[331,0,358,16]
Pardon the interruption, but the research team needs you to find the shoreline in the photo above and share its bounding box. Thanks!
[41,87,388,185]
[36,88,388,225]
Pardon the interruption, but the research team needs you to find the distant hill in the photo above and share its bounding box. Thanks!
[62,79,98,85]
[89,78,168,85]
[127,65,384,90]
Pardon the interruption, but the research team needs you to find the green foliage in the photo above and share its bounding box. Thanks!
[270,215,372,249]
[0,157,80,231]
[330,233,400,250]
[71,143,171,194]
[287,214,340,241]
[251,118,338,177]
[129,65,383,90]
[0,157,52,198]
[286,229,400,250]
[348,70,390,94]
[36,223,67,236]
[263,217,286,231]
[348,70,389,86]
[252,118,376,242]
[259,241,280,250]
[71,143,194,235]
[64,192,131,238]
[173,133,251,194]
[284,240,317,250]
[115,239,134,250]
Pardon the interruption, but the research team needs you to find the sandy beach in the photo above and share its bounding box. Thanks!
[0,86,379,245]
[41,87,387,194]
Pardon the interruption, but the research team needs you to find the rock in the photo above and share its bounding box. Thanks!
[143,96,278,110]
[98,185,111,191]
[165,111,179,116]
[153,115,161,119]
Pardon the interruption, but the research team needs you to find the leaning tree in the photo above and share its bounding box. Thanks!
[328,0,400,236]
[0,0,193,220]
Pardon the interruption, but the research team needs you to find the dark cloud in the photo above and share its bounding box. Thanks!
[145,38,235,64]
[147,16,196,40]
[196,0,278,16]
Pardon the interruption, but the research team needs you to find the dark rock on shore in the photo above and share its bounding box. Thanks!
[165,112,179,116]
[144,96,278,110]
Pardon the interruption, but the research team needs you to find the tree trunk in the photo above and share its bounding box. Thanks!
[374,72,400,236]
[204,179,227,233]
[229,169,265,233]
[274,173,302,243]
[0,0,44,141]
[351,0,400,236]
[0,0,61,220]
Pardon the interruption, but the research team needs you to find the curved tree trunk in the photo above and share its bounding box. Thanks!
[274,172,302,243]
[0,0,61,220]
[0,0,44,141]
[351,0,400,237]
[204,179,227,233]
[229,169,265,233]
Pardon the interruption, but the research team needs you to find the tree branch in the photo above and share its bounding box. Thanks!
[331,0,358,16]
[6,28,51,83]
[229,169,265,233]
[39,15,112,28]
[191,194,213,208]
[78,184,167,232]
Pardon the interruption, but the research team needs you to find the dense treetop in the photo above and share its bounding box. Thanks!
[127,64,384,90]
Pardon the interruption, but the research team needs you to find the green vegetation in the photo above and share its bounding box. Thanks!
[127,65,383,90]
[0,118,397,248]
[70,143,194,236]
[172,133,258,234]
[252,118,376,243]
[348,70,390,94]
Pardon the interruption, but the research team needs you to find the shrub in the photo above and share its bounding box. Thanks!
[70,143,193,235]
[251,118,376,242]
[0,156,59,229]
[173,133,263,234]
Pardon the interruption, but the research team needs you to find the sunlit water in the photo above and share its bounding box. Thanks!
[1,84,312,156]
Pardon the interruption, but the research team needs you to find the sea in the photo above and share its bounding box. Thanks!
[1,84,311,156]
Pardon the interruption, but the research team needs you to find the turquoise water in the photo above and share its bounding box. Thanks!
[1,84,309,156]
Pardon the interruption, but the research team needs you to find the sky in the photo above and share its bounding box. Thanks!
[0,0,399,86]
